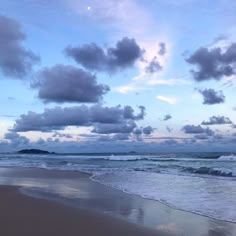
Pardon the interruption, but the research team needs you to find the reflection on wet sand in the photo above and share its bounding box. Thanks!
[0,167,235,236]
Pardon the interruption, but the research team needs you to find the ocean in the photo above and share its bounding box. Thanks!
[0,152,235,223]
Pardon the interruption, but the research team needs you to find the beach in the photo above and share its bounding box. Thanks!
[1,0,236,235]
[0,167,235,236]
[0,186,160,236]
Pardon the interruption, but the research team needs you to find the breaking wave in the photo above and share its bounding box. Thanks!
[218,155,236,161]
[182,166,233,177]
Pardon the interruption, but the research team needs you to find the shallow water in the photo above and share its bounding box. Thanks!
[0,152,235,222]
[0,166,235,236]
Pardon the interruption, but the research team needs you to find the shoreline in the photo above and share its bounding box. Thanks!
[89,169,236,225]
[0,166,235,236]
[90,173,236,225]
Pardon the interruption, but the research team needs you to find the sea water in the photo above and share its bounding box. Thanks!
[0,152,235,222]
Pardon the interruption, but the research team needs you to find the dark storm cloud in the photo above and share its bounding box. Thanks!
[13,105,145,132]
[186,43,236,81]
[158,42,166,55]
[163,114,172,121]
[198,88,225,105]
[182,125,214,136]
[0,15,40,78]
[145,56,162,73]
[65,37,143,72]
[202,116,232,125]
[32,65,109,103]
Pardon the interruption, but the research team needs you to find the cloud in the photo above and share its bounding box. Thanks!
[0,15,40,79]
[113,76,190,94]
[142,126,154,135]
[92,121,136,134]
[202,116,232,125]
[83,105,145,134]
[145,56,162,73]
[133,128,142,135]
[110,133,130,141]
[131,126,154,140]
[4,132,29,145]
[132,128,142,140]
[186,43,236,81]
[214,134,224,140]
[194,134,210,140]
[158,42,166,55]
[156,95,178,105]
[123,105,146,120]
[113,84,148,94]
[163,114,172,121]
[198,88,225,105]
[147,77,192,86]
[98,133,130,142]
[32,64,109,103]
[166,126,173,132]
[182,125,214,136]
[52,132,73,139]
[65,37,143,73]
[13,105,146,133]
[161,139,178,146]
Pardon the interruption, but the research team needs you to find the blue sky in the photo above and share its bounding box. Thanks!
[0,0,236,152]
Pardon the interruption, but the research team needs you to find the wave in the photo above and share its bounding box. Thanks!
[218,155,236,161]
[182,166,233,177]
[90,156,215,162]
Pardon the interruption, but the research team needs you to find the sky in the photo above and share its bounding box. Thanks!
[0,0,236,153]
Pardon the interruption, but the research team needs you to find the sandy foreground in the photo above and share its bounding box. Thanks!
[0,186,163,236]
[0,167,235,236]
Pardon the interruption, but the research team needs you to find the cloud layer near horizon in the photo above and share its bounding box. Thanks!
[12,105,146,134]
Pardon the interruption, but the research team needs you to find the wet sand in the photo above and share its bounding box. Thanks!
[0,167,235,236]
[0,186,161,236]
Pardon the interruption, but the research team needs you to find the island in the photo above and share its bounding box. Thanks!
[17,149,55,154]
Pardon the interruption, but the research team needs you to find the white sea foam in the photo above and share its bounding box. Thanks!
[218,155,236,161]
[92,171,236,223]
[0,153,235,222]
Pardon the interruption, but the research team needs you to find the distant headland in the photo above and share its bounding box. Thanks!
[17,149,55,154]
